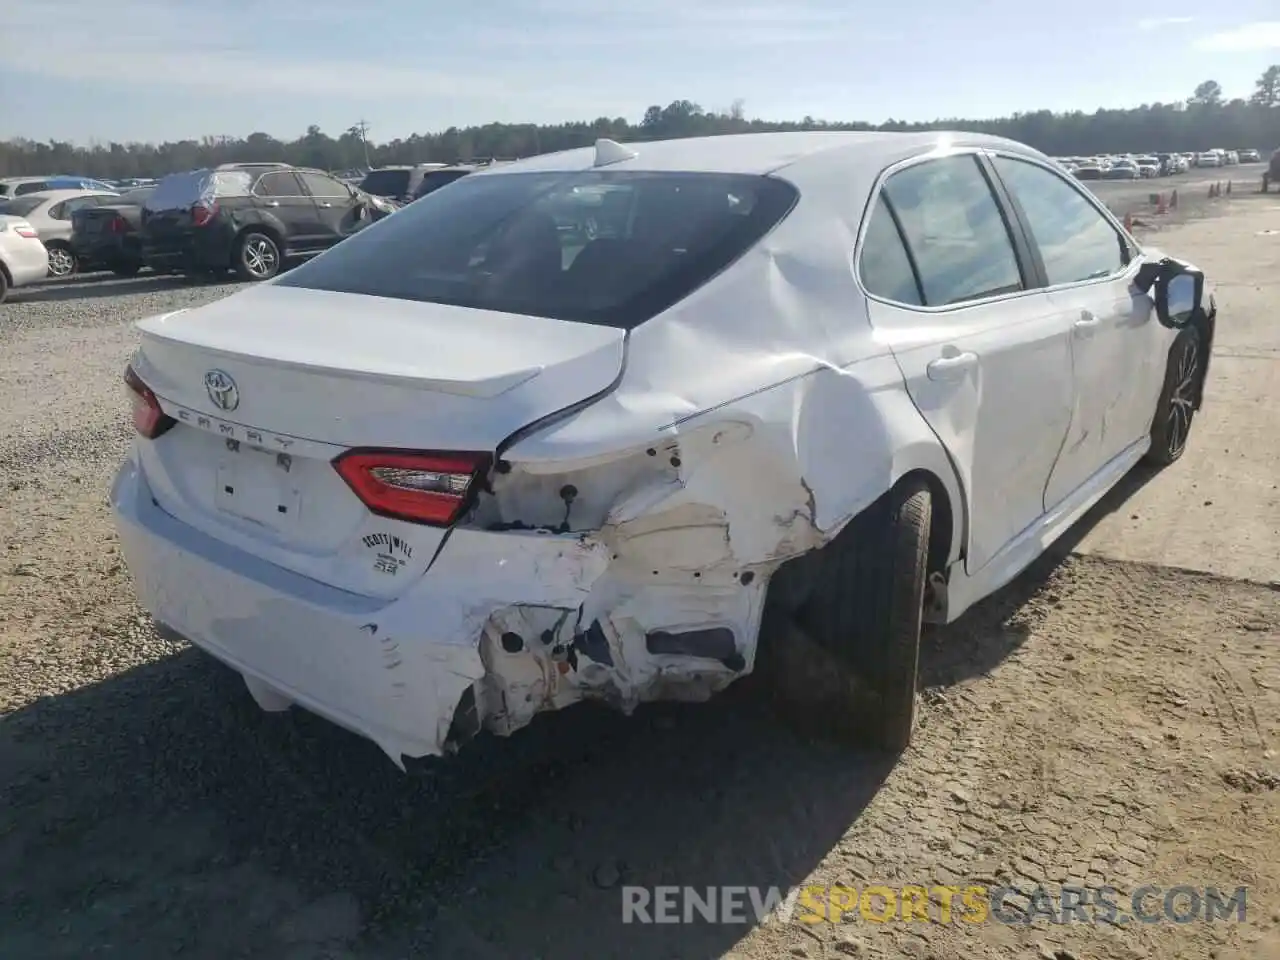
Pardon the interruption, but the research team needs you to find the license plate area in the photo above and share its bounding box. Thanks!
[214,445,301,532]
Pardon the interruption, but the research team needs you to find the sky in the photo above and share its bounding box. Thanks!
[3,0,1279,145]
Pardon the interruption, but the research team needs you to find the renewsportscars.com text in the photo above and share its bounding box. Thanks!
[621,884,1248,926]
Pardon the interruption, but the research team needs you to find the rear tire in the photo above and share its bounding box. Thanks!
[763,480,932,753]
[1144,326,1202,467]
[45,243,77,279]
[233,231,281,282]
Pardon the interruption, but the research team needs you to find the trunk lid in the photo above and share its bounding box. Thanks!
[130,284,625,597]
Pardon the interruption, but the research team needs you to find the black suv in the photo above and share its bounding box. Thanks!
[357,164,448,205]
[140,162,386,281]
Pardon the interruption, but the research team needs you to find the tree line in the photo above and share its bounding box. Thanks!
[2,68,1278,180]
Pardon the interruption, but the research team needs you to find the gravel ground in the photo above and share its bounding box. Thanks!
[1,200,1278,960]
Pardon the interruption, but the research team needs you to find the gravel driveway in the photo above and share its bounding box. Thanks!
[1,200,1277,960]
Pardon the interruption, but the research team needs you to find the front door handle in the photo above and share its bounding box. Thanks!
[318,201,332,208]
[926,350,979,382]
[1074,310,1101,338]
[262,200,280,207]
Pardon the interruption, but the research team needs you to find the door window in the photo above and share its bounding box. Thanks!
[882,155,1024,306]
[858,195,923,305]
[50,197,97,220]
[299,172,351,198]
[992,156,1127,286]
[253,172,305,197]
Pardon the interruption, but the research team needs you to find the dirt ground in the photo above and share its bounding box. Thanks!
[0,197,1277,960]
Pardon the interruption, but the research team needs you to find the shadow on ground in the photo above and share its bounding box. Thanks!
[16,274,197,302]
[0,467,1160,960]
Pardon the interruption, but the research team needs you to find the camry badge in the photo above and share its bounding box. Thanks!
[204,369,240,412]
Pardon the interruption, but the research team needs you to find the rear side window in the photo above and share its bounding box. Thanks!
[14,181,50,196]
[992,156,1127,286]
[359,169,412,198]
[254,172,305,197]
[858,195,923,305]
[883,155,1024,306]
[413,169,471,199]
[0,196,43,217]
[276,171,798,330]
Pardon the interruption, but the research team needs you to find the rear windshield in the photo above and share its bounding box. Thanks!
[413,168,472,199]
[145,169,252,212]
[276,170,798,329]
[359,169,412,198]
[0,196,44,217]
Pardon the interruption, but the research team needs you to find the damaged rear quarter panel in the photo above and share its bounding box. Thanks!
[435,156,970,749]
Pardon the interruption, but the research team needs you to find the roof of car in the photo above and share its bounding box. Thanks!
[485,131,1046,178]
[12,188,120,203]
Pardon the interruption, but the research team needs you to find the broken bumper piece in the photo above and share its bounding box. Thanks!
[110,458,765,767]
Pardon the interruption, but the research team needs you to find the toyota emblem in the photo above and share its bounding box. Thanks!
[204,369,240,411]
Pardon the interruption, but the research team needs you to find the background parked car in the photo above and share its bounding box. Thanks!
[0,188,122,277]
[1104,159,1140,180]
[357,164,448,205]
[0,212,49,303]
[0,176,116,197]
[409,163,500,201]
[70,186,155,277]
[141,163,387,281]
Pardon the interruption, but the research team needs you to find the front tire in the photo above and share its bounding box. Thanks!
[0,269,9,304]
[233,231,281,282]
[1144,326,1202,466]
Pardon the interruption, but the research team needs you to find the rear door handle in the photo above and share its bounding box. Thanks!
[318,201,332,208]
[262,200,280,207]
[926,351,978,381]
[1074,310,1101,337]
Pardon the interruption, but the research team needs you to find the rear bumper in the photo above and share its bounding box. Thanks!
[3,244,48,287]
[72,235,140,267]
[110,453,760,765]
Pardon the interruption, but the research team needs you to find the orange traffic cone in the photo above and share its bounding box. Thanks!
[1123,211,1134,231]
[1226,180,1232,196]
[1170,189,1178,209]
[1156,193,1168,214]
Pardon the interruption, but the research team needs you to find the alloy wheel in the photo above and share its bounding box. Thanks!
[243,238,277,278]
[47,247,75,278]
[1166,339,1199,460]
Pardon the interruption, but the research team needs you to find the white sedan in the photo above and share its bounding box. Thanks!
[111,132,1217,765]
[0,214,50,302]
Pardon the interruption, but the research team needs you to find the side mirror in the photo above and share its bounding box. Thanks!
[1134,256,1205,329]
[1163,274,1198,329]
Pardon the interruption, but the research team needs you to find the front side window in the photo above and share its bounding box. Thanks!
[276,171,798,330]
[882,155,1024,306]
[992,156,1127,286]
[299,172,351,198]
[858,195,923,305]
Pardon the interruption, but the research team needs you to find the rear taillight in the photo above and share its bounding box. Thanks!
[109,216,129,234]
[333,450,491,527]
[124,364,176,440]
[190,201,217,227]
[14,225,37,239]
